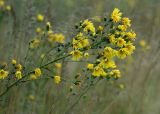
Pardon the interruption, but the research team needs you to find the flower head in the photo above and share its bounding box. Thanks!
[37,14,44,22]
[111,8,122,23]
[54,75,61,84]
[34,68,42,77]
[15,71,22,79]
[0,69,9,79]
[70,50,82,60]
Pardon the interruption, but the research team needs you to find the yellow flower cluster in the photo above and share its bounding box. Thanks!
[30,68,42,80]
[70,8,136,79]
[0,8,137,92]
[0,0,11,11]
[81,19,96,35]
[11,59,23,79]
[48,32,65,44]
[70,32,90,60]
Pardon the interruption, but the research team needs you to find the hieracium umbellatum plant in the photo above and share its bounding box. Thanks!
[0,7,137,107]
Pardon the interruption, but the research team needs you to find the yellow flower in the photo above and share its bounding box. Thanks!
[125,43,135,54]
[15,71,22,79]
[119,84,125,89]
[116,38,126,47]
[28,95,35,101]
[117,48,129,59]
[100,59,116,69]
[40,54,45,59]
[0,69,9,79]
[82,19,95,35]
[0,1,4,7]
[70,50,82,60]
[103,47,116,59]
[118,25,127,31]
[37,14,44,22]
[84,52,89,59]
[36,27,42,33]
[126,30,136,40]
[98,26,104,31]
[92,65,107,77]
[48,33,65,43]
[16,64,23,71]
[30,74,37,80]
[72,38,82,49]
[108,34,116,44]
[55,63,62,69]
[80,39,90,48]
[6,5,11,11]
[87,63,94,70]
[12,59,17,65]
[30,38,40,49]
[34,68,41,77]
[122,17,131,27]
[111,8,122,23]
[46,21,51,30]
[54,75,61,84]
[139,40,146,47]
[109,69,121,78]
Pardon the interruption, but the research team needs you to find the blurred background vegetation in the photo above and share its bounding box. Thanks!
[0,0,160,114]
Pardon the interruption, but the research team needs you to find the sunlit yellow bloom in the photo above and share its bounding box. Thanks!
[126,30,136,40]
[30,74,37,80]
[15,71,22,79]
[116,38,126,47]
[0,69,9,79]
[118,25,127,31]
[100,59,116,69]
[72,39,82,49]
[117,48,129,59]
[84,52,89,59]
[40,54,45,59]
[6,5,11,11]
[28,95,35,101]
[122,17,131,27]
[46,21,51,30]
[98,26,104,31]
[36,27,42,33]
[0,1,4,7]
[55,63,62,69]
[93,16,101,22]
[16,64,22,71]
[119,84,125,89]
[48,33,65,43]
[30,38,40,49]
[70,50,82,60]
[12,59,17,65]
[103,47,116,59]
[125,43,135,54]
[34,68,41,77]
[80,39,90,48]
[54,75,61,84]
[82,19,95,35]
[87,63,94,70]
[37,14,44,22]
[111,8,122,23]
[139,40,146,47]
[109,69,121,78]
[92,65,107,77]
[108,34,116,44]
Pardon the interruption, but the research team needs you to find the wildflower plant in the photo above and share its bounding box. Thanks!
[0,7,137,112]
